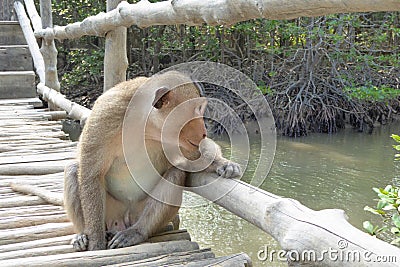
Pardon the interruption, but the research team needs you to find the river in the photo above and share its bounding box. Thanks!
[179,122,400,266]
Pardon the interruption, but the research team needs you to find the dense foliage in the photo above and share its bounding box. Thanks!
[51,0,400,136]
[363,134,400,247]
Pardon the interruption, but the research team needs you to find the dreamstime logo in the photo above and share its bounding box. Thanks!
[257,241,399,264]
[121,61,276,207]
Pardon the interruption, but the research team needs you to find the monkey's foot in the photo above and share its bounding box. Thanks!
[217,162,242,179]
[71,233,88,251]
[107,228,147,249]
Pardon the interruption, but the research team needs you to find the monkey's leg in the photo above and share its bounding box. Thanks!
[108,167,186,249]
[78,159,108,251]
[64,161,88,251]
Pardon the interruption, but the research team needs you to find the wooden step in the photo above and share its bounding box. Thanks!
[0,21,26,45]
[0,45,33,71]
[0,71,36,99]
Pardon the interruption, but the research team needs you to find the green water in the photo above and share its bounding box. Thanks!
[179,123,400,266]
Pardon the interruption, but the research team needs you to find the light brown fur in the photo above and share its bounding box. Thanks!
[64,71,241,251]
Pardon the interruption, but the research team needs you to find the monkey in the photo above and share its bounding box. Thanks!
[64,71,242,251]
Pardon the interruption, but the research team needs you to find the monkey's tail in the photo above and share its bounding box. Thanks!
[10,183,64,206]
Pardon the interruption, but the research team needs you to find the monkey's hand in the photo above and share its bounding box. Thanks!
[216,161,242,179]
[108,228,147,249]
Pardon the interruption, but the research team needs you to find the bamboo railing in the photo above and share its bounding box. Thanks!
[13,0,400,266]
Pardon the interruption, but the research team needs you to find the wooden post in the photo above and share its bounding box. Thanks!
[39,0,60,93]
[103,0,128,91]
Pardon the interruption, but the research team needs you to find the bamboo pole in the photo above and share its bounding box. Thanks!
[39,0,60,93]
[34,0,400,41]
[104,0,128,91]
[187,174,400,266]
[13,0,45,83]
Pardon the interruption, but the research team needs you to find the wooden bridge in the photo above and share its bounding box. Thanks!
[1,0,400,266]
[0,6,252,266]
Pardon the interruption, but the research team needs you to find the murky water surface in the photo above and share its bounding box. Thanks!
[180,123,400,266]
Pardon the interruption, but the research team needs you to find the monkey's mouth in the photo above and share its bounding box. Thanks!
[187,139,199,148]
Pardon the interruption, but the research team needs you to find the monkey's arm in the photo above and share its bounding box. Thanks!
[200,138,242,179]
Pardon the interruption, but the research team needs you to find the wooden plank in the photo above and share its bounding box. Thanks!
[185,253,252,267]
[0,222,74,245]
[0,120,59,127]
[0,142,76,153]
[0,172,64,180]
[0,104,34,110]
[0,98,43,107]
[0,139,65,146]
[0,164,67,175]
[0,204,64,217]
[0,240,200,266]
[0,244,74,260]
[0,195,45,208]
[0,231,194,260]
[148,229,191,243]
[0,151,75,165]
[0,211,68,229]
[0,136,67,143]
[0,45,33,71]
[0,148,76,158]
[0,22,25,45]
[0,178,64,187]
[0,132,67,140]
[0,71,35,99]
[0,234,74,253]
[107,249,215,267]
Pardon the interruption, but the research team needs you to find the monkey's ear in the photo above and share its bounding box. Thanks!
[152,87,171,109]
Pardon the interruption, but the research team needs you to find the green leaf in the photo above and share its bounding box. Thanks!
[384,185,393,192]
[392,214,400,228]
[372,187,381,194]
[364,206,385,215]
[377,200,389,210]
[363,221,375,235]
[391,134,400,143]
[382,204,396,211]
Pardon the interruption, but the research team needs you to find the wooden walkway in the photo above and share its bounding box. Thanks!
[0,98,251,266]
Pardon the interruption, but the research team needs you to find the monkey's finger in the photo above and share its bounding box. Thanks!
[108,234,122,249]
[223,165,234,178]
[79,235,88,250]
[231,165,241,178]
[71,234,88,251]
[216,166,225,177]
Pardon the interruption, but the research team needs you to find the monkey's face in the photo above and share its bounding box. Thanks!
[151,84,207,153]
[178,98,207,152]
